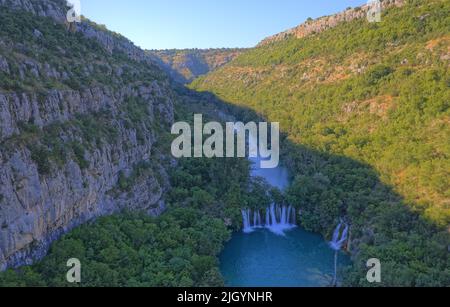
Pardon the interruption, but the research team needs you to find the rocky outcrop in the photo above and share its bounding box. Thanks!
[0,84,173,141]
[150,49,246,83]
[0,82,175,271]
[0,0,176,270]
[0,0,160,67]
[75,22,160,67]
[0,0,67,22]
[0,56,9,74]
[259,0,406,46]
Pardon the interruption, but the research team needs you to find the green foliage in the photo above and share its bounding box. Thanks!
[0,7,166,93]
[191,0,450,287]
[71,142,89,169]
[0,105,256,286]
[0,0,253,289]
[30,145,51,175]
[167,156,252,229]
[116,162,154,193]
[2,110,123,173]
[365,64,394,85]
[0,210,230,287]
[75,111,119,146]
[1,0,447,289]
[122,97,151,125]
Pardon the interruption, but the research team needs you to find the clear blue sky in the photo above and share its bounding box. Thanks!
[79,0,368,50]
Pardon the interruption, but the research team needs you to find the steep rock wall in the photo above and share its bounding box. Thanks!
[0,0,175,270]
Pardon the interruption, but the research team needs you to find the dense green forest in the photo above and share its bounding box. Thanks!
[0,96,281,286]
[0,154,249,286]
[191,0,450,286]
[0,210,229,287]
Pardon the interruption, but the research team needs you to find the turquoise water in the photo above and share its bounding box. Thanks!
[219,131,350,287]
[219,228,351,287]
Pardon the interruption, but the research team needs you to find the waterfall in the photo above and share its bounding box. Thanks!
[242,204,297,235]
[329,221,349,286]
[329,222,349,251]
[242,210,253,233]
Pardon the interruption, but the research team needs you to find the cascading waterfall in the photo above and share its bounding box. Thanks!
[329,222,349,251]
[242,204,297,235]
[329,222,349,286]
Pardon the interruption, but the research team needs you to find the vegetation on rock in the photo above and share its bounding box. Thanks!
[191,0,450,286]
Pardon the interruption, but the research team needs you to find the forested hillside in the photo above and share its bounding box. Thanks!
[191,0,450,286]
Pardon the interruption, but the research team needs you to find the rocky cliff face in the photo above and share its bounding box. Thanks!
[259,0,406,46]
[0,84,173,271]
[0,0,160,65]
[0,0,175,270]
[0,0,67,22]
[150,49,245,83]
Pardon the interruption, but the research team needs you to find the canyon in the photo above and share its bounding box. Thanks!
[150,49,246,83]
[0,0,448,287]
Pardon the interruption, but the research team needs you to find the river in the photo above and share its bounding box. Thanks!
[219,130,350,287]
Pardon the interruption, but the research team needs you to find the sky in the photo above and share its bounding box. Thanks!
[76,0,368,50]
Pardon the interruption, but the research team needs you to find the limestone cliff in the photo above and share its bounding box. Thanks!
[259,0,406,46]
[150,49,245,83]
[0,0,175,270]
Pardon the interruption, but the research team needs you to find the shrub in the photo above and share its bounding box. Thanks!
[30,145,51,175]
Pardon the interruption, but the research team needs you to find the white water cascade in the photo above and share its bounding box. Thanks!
[329,222,349,286]
[329,222,349,251]
[242,204,297,235]
[238,123,294,235]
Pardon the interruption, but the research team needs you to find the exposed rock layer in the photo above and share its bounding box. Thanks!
[150,49,246,83]
[259,0,406,46]
[0,0,175,270]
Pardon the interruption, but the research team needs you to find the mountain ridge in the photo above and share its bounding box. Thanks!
[149,48,246,83]
[259,0,406,46]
